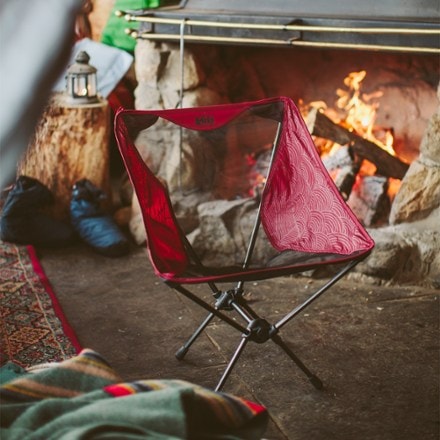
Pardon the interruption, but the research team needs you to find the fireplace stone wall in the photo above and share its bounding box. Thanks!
[130,39,440,287]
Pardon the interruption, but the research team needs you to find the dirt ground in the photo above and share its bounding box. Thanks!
[38,242,439,440]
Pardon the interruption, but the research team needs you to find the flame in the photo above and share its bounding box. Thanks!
[245,152,268,198]
[301,70,402,199]
[336,70,396,158]
[337,71,400,198]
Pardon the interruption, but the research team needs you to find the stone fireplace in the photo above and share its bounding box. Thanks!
[127,38,439,287]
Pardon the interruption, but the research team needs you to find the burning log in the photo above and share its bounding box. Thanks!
[306,108,409,180]
[348,175,390,226]
[321,146,361,200]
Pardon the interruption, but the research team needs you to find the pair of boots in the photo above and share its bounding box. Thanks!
[0,176,129,257]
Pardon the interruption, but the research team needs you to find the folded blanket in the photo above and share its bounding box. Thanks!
[0,349,268,440]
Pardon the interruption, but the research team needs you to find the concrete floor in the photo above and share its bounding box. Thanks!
[38,243,439,440]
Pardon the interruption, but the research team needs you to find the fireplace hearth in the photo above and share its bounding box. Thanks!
[121,6,439,287]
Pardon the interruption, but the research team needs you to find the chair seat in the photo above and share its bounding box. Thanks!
[165,250,370,284]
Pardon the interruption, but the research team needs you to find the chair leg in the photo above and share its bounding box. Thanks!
[215,336,249,392]
[175,312,215,360]
[271,334,323,390]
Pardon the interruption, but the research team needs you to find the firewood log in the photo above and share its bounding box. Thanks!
[306,108,409,180]
[321,145,361,200]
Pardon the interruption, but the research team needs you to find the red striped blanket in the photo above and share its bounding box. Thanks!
[1,349,268,439]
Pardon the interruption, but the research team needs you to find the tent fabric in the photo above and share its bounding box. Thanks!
[114,96,374,281]
[0,0,83,189]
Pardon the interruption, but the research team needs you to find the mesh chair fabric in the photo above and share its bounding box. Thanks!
[114,97,374,281]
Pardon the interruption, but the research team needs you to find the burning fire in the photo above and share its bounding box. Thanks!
[336,70,395,157]
[302,70,401,199]
[246,151,269,198]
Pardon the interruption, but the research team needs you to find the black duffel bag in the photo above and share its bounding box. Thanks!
[0,175,75,247]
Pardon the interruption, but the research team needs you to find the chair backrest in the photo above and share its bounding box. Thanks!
[114,111,189,278]
[114,97,374,278]
[260,98,373,255]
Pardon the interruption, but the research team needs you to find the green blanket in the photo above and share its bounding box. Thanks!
[0,349,268,439]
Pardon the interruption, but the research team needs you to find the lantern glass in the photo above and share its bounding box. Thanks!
[76,75,88,96]
[86,74,97,97]
[65,51,98,105]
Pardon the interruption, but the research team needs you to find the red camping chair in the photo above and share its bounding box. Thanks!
[114,96,374,391]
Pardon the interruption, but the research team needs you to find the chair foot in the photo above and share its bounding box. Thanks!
[215,337,249,392]
[175,312,215,361]
[309,374,323,390]
[175,345,189,360]
[271,334,324,390]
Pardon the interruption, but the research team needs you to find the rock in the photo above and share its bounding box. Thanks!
[390,90,440,224]
[420,111,440,162]
[128,196,145,245]
[389,157,440,224]
[188,199,246,267]
[181,87,227,108]
[356,212,440,287]
[171,190,212,234]
[158,47,205,94]
[134,83,162,110]
[135,40,163,85]
[187,198,277,267]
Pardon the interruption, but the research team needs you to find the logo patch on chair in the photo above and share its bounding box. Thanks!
[195,114,214,126]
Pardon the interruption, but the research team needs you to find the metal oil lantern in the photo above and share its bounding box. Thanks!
[65,51,98,105]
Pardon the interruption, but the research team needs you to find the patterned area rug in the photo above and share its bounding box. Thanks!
[0,241,81,367]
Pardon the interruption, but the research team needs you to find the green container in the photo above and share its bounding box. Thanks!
[101,0,161,53]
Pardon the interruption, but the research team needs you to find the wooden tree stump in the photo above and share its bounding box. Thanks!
[18,93,110,220]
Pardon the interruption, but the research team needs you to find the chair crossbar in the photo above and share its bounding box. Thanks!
[240,122,282,274]
[168,270,344,391]
[168,250,367,390]
[274,258,362,330]
[166,282,249,335]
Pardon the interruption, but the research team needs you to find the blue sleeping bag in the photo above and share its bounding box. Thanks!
[70,179,129,257]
